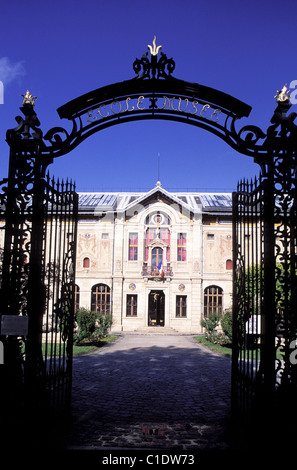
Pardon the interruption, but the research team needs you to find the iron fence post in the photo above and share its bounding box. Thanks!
[24,148,47,417]
[0,143,33,437]
[261,172,277,417]
[231,189,239,418]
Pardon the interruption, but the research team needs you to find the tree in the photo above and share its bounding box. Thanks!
[242,262,296,314]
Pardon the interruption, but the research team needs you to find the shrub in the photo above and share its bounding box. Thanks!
[201,312,233,345]
[95,312,113,338]
[221,309,233,343]
[73,308,113,345]
[201,313,221,343]
[74,308,98,345]
[201,313,220,334]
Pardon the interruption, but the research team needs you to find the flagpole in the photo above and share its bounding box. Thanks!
[158,153,160,181]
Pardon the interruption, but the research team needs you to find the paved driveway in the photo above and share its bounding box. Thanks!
[64,334,233,451]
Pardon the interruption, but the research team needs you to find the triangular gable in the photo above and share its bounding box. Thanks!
[121,182,195,215]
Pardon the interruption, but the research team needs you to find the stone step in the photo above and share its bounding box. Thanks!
[117,327,189,335]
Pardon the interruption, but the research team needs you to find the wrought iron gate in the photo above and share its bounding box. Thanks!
[41,175,78,417]
[1,40,297,446]
[232,95,297,433]
[0,100,78,433]
[232,176,274,420]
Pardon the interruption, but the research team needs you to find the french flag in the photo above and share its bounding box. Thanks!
[158,260,164,277]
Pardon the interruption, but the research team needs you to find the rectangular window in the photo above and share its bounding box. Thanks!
[145,228,156,261]
[207,233,214,240]
[161,228,171,261]
[128,233,138,260]
[126,294,137,317]
[176,295,187,317]
[177,233,187,261]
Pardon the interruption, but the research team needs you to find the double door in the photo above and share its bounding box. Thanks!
[148,290,165,326]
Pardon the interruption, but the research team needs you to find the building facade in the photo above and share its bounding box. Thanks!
[75,182,233,334]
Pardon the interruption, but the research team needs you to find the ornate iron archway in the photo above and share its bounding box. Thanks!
[1,37,297,445]
[5,37,274,170]
[41,41,266,162]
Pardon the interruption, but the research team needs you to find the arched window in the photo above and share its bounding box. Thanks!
[226,259,233,270]
[83,257,90,269]
[204,285,223,317]
[62,283,80,312]
[91,284,111,314]
[75,284,80,311]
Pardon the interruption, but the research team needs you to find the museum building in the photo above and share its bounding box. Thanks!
[75,181,233,333]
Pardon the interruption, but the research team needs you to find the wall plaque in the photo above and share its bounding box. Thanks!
[1,315,29,336]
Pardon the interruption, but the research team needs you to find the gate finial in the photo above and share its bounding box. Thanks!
[133,38,175,79]
[274,84,290,102]
[148,36,162,56]
[21,89,37,106]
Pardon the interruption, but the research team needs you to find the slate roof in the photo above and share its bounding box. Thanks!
[78,183,232,214]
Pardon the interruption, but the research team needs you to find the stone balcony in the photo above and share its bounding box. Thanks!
[141,264,173,278]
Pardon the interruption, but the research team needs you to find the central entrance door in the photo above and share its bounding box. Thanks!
[148,291,165,326]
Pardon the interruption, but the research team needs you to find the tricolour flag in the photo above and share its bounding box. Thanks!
[158,260,164,277]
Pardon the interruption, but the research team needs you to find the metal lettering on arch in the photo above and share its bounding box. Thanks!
[38,37,268,160]
[2,37,297,437]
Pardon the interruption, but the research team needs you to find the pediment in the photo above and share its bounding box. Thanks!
[123,182,193,215]
[148,237,168,248]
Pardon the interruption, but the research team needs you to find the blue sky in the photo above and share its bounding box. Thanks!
[0,0,296,192]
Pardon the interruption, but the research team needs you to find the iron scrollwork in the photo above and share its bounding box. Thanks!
[43,118,79,156]
[268,93,297,394]
[33,38,271,162]
[9,41,293,169]
[133,36,175,79]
